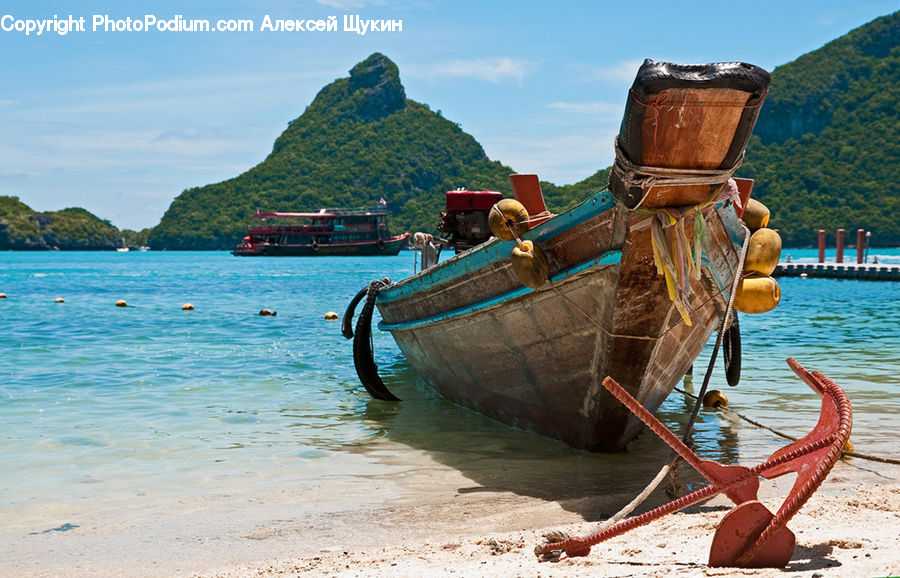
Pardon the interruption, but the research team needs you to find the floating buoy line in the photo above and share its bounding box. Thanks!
[673,385,900,466]
[0,293,349,322]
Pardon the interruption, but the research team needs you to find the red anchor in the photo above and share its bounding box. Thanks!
[538,357,853,568]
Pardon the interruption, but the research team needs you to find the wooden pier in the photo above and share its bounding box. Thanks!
[773,262,900,281]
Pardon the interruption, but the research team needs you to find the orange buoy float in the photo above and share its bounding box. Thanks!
[182,303,194,311]
[116,299,127,307]
[55,297,65,303]
[0,292,7,299]
[510,240,550,289]
[259,308,276,316]
[489,199,530,241]
[324,311,339,320]
[702,389,728,409]
[733,273,781,314]
[741,198,770,231]
[743,228,782,276]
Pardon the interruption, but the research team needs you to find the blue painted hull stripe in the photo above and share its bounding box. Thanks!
[378,252,725,332]
[377,190,618,304]
[377,250,623,332]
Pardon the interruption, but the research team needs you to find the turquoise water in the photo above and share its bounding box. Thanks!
[1,249,899,519]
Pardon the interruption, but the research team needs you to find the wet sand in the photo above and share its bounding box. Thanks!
[193,460,899,578]
[10,457,896,577]
[4,434,897,577]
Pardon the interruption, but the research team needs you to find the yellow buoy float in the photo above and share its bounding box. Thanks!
[259,308,276,316]
[55,297,65,303]
[733,273,781,314]
[488,199,529,241]
[115,299,127,307]
[324,311,339,320]
[510,240,550,289]
[702,389,728,409]
[182,303,194,311]
[741,198,770,231]
[743,228,782,276]
[0,292,7,298]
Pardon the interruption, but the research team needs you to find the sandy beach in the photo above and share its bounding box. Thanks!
[3,431,897,578]
[191,459,898,578]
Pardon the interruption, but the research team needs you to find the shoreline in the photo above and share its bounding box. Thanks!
[3,443,897,577]
[195,462,898,578]
[194,462,899,578]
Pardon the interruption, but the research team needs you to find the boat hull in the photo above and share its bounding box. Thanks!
[377,192,744,451]
[370,59,767,451]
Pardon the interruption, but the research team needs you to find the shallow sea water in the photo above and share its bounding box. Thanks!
[1,249,898,571]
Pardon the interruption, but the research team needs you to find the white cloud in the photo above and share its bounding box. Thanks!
[568,59,645,87]
[421,57,532,85]
[480,129,618,186]
[597,59,647,83]
[548,101,622,116]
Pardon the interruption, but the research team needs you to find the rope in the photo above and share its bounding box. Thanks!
[537,224,752,562]
[680,221,750,440]
[672,385,900,466]
[612,138,744,211]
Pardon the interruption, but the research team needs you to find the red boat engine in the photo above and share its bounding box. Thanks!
[439,189,504,252]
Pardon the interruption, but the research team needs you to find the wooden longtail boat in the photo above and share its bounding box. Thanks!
[350,60,771,451]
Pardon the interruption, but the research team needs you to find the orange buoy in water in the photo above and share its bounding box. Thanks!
[259,308,276,316]
[0,293,7,299]
[116,300,127,307]
[55,297,65,303]
[702,390,729,409]
[182,303,194,311]
[325,311,339,320]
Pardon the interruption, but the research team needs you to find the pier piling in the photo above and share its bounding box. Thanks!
[835,229,845,263]
[817,230,825,263]
[856,229,865,264]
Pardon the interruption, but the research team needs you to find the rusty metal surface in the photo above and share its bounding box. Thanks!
[538,358,853,568]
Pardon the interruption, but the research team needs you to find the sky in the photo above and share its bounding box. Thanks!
[1,1,897,230]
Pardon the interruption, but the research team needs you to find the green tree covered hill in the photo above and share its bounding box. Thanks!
[741,11,899,246]
[0,196,124,250]
[7,12,898,250]
[149,53,515,249]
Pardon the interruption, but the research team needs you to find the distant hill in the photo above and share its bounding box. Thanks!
[0,196,124,250]
[12,13,897,251]
[741,11,899,246]
[149,53,516,250]
[151,12,899,251]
